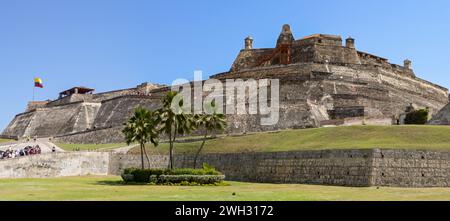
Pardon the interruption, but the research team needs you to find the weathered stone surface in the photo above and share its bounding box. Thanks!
[2,102,101,138]
[53,126,125,144]
[0,152,110,178]
[92,95,162,129]
[429,101,450,125]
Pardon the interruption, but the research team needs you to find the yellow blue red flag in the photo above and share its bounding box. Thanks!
[34,78,43,88]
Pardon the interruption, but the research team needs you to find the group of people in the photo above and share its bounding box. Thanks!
[0,145,42,160]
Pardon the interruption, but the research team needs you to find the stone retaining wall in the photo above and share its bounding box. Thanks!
[0,152,110,178]
[0,149,449,187]
[174,150,374,186]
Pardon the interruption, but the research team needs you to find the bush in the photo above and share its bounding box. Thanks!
[165,163,222,175]
[149,175,159,184]
[166,168,221,176]
[158,175,225,185]
[131,169,152,183]
[121,173,134,183]
[405,109,429,125]
[121,164,223,184]
[123,168,166,183]
[123,168,138,174]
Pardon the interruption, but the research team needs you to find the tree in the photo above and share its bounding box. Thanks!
[193,101,227,168]
[405,109,429,125]
[122,107,159,169]
[157,91,195,169]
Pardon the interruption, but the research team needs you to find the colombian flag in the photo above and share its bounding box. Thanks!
[34,78,43,88]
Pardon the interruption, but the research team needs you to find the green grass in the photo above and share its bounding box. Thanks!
[0,176,449,201]
[56,143,128,151]
[129,125,450,155]
[0,139,13,144]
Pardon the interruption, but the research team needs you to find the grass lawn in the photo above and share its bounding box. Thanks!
[0,139,13,144]
[56,143,128,152]
[128,125,450,155]
[0,176,449,201]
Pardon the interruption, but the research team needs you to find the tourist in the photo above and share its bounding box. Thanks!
[52,146,56,153]
[0,145,43,161]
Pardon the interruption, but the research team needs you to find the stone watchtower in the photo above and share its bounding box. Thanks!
[276,24,295,46]
[275,24,295,65]
[244,36,253,50]
[403,59,415,77]
[404,59,412,69]
[346,37,355,49]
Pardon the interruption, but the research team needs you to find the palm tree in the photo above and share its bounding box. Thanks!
[122,107,159,169]
[157,91,195,169]
[193,101,227,168]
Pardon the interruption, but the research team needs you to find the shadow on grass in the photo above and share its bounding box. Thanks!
[95,180,232,187]
[95,180,149,186]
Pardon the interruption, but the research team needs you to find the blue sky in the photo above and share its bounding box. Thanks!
[1,0,450,131]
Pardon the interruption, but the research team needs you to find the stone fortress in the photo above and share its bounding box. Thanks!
[1,24,450,187]
[2,24,450,144]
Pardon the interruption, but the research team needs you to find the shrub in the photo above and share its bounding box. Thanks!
[121,173,134,183]
[123,168,138,174]
[405,109,429,125]
[131,169,152,183]
[165,163,221,175]
[158,175,225,185]
[149,175,159,184]
[166,168,221,176]
[121,164,223,184]
[123,168,167,183]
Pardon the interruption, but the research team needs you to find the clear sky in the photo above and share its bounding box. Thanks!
[1,0,450,131]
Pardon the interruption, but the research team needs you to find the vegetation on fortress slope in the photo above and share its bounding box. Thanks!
[56,143,127,151]
[0,139,13,143]
[126,125,450,155]
[0,176,450,201]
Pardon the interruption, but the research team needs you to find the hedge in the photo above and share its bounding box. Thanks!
[157,175,225,185]
[165,168,221,176]
[121,163,224,184]
[123,168,166,183]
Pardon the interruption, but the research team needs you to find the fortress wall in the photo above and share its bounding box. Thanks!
[45,88,140,108]
[0,152,110,179]
[1,111,36,137]
[147,149,450,187]
[46,94,94,107]
[92,96,161,129]
[28,102,101,137]
[71,103,102,133]
[215,64,328,134]
[92,88,137,102]
[371,149,450,187]
[310,44,361,65]
[429,103,450,125]
[2,149,448,187]
[173,150,374,186]
[216,61,447,131]
[327,64,448,117]
[230,49,275,71]
[221,73,326,134]
[2,102,101,138]
[26,101,49,112]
